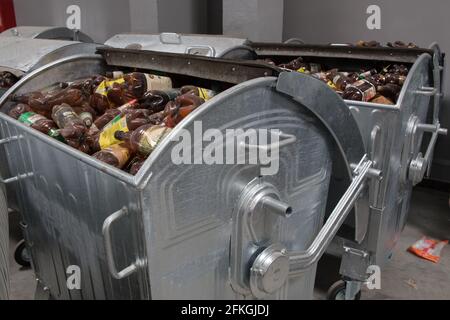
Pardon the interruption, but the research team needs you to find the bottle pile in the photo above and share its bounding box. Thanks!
[0,71,19,88]
[277,57,409,105]
[7,71,215,175]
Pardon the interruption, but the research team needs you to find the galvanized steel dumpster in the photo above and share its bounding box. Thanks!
[246,42,447,293]
[0,48,376,299]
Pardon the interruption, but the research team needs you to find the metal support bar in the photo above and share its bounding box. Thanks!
[0,172,34,185]
[413,86,438,96]
[0,135,22,145]
[288,156,374,275]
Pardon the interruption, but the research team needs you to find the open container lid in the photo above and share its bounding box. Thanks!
[249,42,441,64]
[0,37,98,76]
[104,32,250,57]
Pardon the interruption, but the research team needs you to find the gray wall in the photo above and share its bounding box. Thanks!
[13,0,131,42]
[223,0,284,41]
[13,0,209,42]
[284,0,450,182]
[158,0,208,34]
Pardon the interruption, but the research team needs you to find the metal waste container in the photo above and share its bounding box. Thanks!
[0,48,377,299]
[244,42,447,294]
[0,26,93,43]
[105,32,255,60]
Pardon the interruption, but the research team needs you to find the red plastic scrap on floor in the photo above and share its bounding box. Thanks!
[408,236,448,263]
[0,0,17,32]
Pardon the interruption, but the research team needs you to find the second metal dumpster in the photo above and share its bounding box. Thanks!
[245,42,446,296]
[0,48,377,299]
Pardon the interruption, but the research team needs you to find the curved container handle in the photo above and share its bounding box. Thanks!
[102,207,142,280]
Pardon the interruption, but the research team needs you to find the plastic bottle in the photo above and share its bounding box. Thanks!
[127,156,146,175]
[139,89,181,113]
[377,83,402,103]
[0,71,19,88]
[115,125,172,156]
[180,86,215,101]
[10,104,63,140]
[325,69,352,91]
[342,78,377,102]
[92,143,132,169]
[164,94,205,128]
[90,108,152,151]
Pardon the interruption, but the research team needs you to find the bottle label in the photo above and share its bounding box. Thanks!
[18,112,64,141]
[104,144,130,169]
[139,126,171,155]
[144,74,173,91]
[99,115,129,149]
[333,74,342,85]
[18,112,45,126]
[348,80,377,102]
[62,110,78,120]
[95,78,126,97]
[327,80,337,90]
[111,71,124,79]
[197,87,214,101]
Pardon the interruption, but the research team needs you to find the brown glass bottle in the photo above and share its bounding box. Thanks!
[384,73,406,85]
[127,156,146,175]
[51,103,88,151]
[28,88,85,118]
[164,94,205,128]
[115,125,172,156]
[325,69,352,91]
[180,86,215,101]
[377,84,402,103]
[0,71,19,88]
[279,57,307,71]
[91,108,152,152]
[139,89,180,113]
[358,69,378,80]
[342,79,377,102]
[92,143,133,169]
[90,99,140,135]
[385,64,409,76]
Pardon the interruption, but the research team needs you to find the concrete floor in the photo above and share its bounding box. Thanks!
[7,186,450,300]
